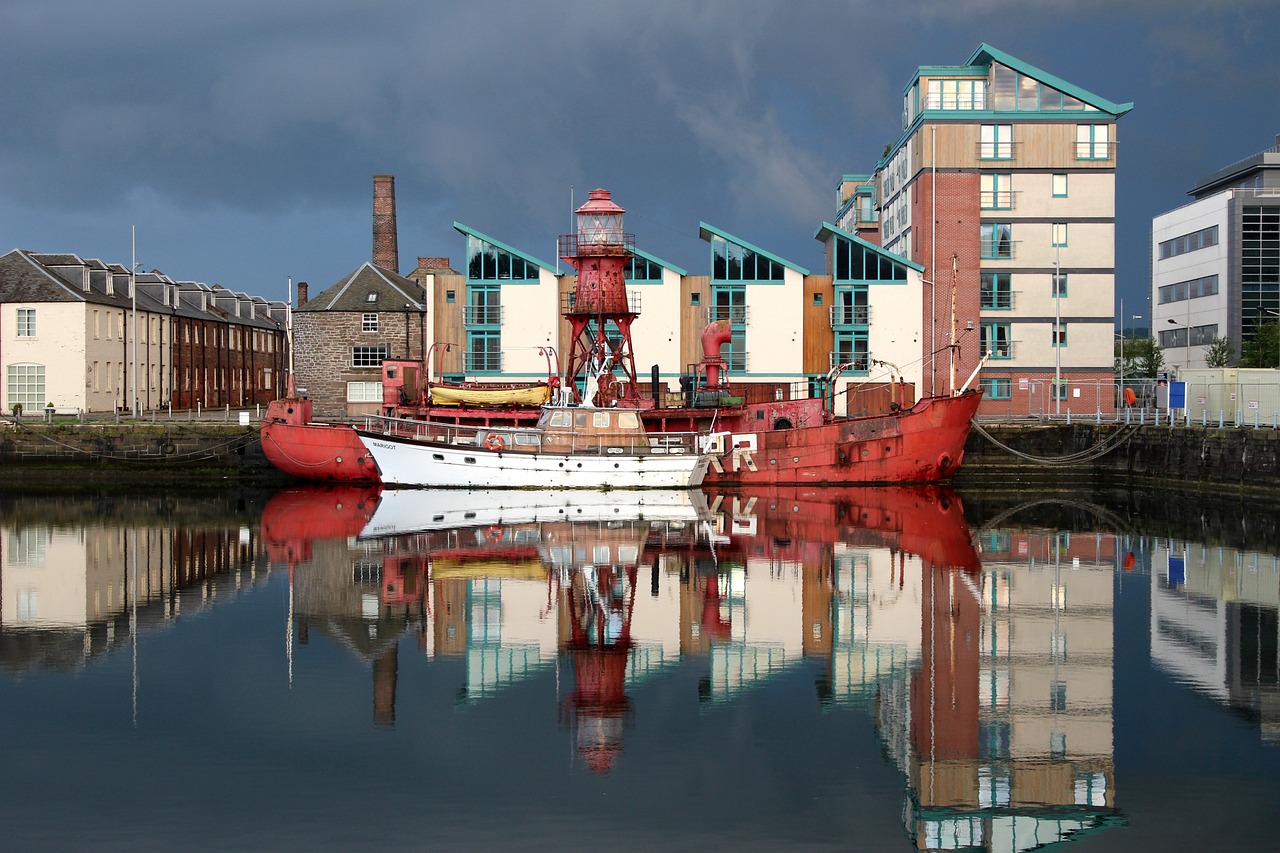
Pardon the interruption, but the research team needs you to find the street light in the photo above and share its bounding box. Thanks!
[130,227,140,418]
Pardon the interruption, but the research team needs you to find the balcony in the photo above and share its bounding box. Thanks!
[464,350,502,372]
[979,190,1015,210]
[829,352,870,372]
[977,141,1018,161]
[707,306,749,325]
[830,305,870,327]
[463,306,503,326]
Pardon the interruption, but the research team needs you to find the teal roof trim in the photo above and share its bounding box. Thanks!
[697,222,810,276]
[630,245,687,277]
[814,222,925,273]
[452,222,555,273]
[967,43,1133,117]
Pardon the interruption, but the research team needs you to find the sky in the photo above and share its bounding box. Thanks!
[3,0,1279,320]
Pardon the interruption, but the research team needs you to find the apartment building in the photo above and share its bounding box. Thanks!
[875,44,1131,415]
[1151,136,1280,371]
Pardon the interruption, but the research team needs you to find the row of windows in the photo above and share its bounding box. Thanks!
[979,376,1071,400]
[466,234,541,282]
[1158,225,1218,260]
[980,272,1070,309]
[832,237,908,282]
[980,222,1070,259]
[1159,324,1218,348]
[979,173,1070,209]
[977,124,1110,161]
[1158,274,1219,304]
[980,320,1070,357]
[710,235,784,282]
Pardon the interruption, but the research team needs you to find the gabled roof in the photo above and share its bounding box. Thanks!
[813,222,925,273]
[630,246,687,277]
[697,222,810,276]
[0,248,130,306]
[452,222,555,273]
[967,43,1134,117]
[298,262,426,312]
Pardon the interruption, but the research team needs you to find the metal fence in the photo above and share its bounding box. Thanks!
[976,378,1280,428]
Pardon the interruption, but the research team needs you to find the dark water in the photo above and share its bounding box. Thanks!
[1,484,1276,852]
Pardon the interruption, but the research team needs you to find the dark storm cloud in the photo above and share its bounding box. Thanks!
[2,0,1279,302]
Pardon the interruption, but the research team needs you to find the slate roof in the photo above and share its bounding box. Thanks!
[296,262,427,312]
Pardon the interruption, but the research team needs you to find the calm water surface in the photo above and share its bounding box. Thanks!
[1,484,1277,852]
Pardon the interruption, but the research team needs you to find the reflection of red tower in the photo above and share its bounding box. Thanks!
[558,189,643,408]
[561,565,637,774]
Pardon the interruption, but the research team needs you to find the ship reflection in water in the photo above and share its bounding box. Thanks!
[262,483,1126,848]
[6,486,1279,850]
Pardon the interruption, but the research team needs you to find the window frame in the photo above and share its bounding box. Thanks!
[362,313,379,333]
[16,307,36,337]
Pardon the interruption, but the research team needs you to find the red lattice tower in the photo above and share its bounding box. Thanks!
[558,188,643,407]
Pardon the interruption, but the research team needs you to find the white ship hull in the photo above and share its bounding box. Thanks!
[358,431,710,490]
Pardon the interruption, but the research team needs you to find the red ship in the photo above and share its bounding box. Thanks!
[261,187,982,486]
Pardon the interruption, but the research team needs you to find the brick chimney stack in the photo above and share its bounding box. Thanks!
[373,174,399,273]
[297,281,309,306]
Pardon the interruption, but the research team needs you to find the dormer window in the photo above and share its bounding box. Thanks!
[366,292,377,303]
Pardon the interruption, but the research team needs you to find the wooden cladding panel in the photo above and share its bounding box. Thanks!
[913,121,1117,174]
[803,275,834,375]
[431,273,466,375]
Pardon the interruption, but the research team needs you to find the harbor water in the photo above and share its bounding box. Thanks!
[1,483,1277,851]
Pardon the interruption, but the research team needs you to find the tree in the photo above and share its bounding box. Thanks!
[1203,336,1235,368]
[1115,336,1163,378]
[1240,320,1280,369]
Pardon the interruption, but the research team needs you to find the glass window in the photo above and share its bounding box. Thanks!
[1052,174,1068,197]
[1053,273,1068,298]
[351,345,389,368]
[980,174,1012,210]
[17,308,36,337]
[7,363,46,408]
[1052,223,1068,247]
[346,381,382,402]
[980,125,1013,160]
[362,313,379,333]
[1053,322,1068,347]
[980,377,1012,398]
[980,322,1012,358]
[1052,380,1070,400]
[980,273,1012,309]
[1075,124,1110,160]
[980,223,1013,259]
[446,290,456,302]
[466,331,501,372]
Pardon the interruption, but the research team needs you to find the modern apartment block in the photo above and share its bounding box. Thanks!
[875,45,1131,415]
[1151,137,1280,371]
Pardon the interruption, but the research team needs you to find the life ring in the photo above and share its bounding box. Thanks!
[485,433,505,452]
[486,527,503,543]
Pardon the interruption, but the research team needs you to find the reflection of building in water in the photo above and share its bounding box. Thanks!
[1150,539,1280,743]
[893,527,1120,852]
[1,509,266,673]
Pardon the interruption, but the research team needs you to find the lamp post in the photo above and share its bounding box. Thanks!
[1053,251,1061,416]
[130,227,140,418]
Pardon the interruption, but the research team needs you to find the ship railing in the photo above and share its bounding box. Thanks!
[362,413,706,456]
